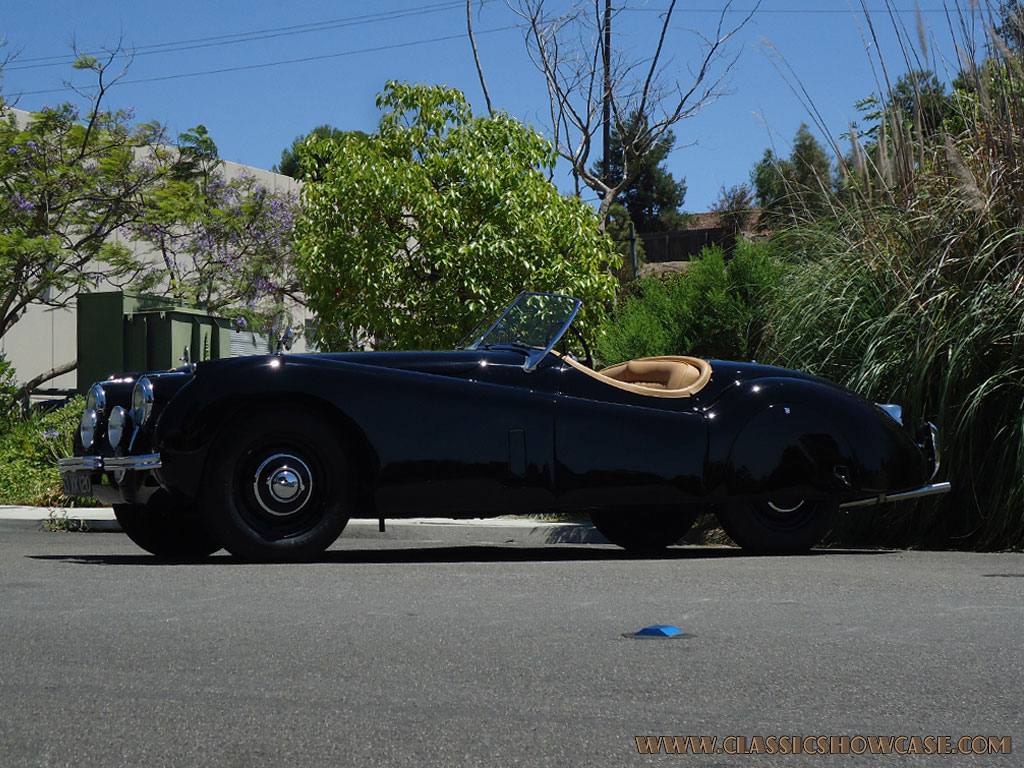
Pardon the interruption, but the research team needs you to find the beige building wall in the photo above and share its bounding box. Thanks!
[2,110,308,395]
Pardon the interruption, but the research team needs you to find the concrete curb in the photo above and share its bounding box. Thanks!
[0,506,120,532]
[0,506,611,545]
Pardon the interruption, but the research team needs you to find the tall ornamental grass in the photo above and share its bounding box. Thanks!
[762,1,1024,548]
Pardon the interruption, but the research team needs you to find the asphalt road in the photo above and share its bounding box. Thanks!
[0,529,1021,767]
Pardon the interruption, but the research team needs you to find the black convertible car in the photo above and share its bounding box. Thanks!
[59,292,949,561]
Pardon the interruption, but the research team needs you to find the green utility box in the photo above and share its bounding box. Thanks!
[77,291,233,393]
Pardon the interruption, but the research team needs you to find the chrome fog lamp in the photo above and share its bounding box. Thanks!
[107,406,127,448]
[132,377,154,426]
[86,383,106,414]
[79,409,98,449]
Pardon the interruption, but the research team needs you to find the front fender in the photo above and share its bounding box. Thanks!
[705,377,930,500]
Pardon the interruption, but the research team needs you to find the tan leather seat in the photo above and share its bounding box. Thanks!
[559,354,712,398]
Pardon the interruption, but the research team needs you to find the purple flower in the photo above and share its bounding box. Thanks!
[14,195,35,212]
[42,428,60,440]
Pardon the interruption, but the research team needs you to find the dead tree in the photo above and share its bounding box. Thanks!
[507,0,758,230]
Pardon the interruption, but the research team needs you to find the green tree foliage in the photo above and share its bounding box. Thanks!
[752,124,833,223]
[887,70,949,137]
[294,81,618,351]
[595,240,779,365]
[995,1,1024,50]
[711,183,757,241]
[0,82,169,342]
[0,51,300,376]
[127,168,300,337]
[273,124,367,180]
[595,113,688,233]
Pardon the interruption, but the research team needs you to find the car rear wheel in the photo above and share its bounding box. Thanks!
[113,499,222,559]
[717,498,838,555]
[201,407,351,562]
[590,507,699,553]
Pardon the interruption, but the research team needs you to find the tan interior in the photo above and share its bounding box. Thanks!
[559,354,712,398]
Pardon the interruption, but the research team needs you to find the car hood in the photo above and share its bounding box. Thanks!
[303,349,524,376]
[699,360,855,403]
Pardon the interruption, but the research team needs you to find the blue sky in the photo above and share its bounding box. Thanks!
[2,1,978,212]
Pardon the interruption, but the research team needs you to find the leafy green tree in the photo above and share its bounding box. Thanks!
[996,1,1024,50]
[887,70,949,137]
[273,124,367,180]
[594,113,688,233]
[294,81,618,351]
[0,57,173,344]
[711,183,757,241]
[0,50,301,387]
[752,124,833,223]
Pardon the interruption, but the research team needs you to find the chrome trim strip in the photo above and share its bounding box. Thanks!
[841,481,951,509]
[58,454,162,473]
[105,454,163,471]
[58,456,103,472]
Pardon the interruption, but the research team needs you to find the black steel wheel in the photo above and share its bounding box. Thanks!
[717,497,838,555]
[113,498,222,559]
[590,507,699,553]
[201,407,351,562]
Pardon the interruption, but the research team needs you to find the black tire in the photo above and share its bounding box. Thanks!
[590,507,699,553]
[200,407,351,562]
[717,498,838,555]
[113,500,222,559]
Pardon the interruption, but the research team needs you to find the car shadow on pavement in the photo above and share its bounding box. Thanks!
[29,545,897,567]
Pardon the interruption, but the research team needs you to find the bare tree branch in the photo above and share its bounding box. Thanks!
[466,0,494,113]
[507,0,759,229]
[17,358,77,396]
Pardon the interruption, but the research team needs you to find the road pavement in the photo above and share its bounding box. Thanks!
[0,526,1021,767]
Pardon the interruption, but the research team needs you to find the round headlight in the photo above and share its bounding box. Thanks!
[108,406,127,448]
[85,383,106,414]
[79,409,98,449]
[132,377,155,427]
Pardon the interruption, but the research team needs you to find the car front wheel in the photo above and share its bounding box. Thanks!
[590,507,698,553]
[201,407,351,562]
[717,498,838,555]
[113,500,222,559]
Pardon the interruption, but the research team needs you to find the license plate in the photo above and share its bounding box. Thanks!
[61,472,93,497]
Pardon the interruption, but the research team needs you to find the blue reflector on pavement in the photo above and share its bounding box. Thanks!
[631,625,687,638]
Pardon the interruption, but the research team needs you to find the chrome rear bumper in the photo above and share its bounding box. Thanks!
[840,481,951,509]
[58,454,162,473]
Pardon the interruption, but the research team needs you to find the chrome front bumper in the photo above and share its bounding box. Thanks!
[58,454,162,473]
[840,481,951,509]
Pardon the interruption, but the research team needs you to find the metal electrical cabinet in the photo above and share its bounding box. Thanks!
[77,291,233,393]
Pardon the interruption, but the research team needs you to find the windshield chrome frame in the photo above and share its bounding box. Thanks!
[464,291,582,373]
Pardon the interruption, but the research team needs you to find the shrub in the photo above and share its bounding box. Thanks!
[0,397,91,507]
[0,355,19,433]
[595,239,779,366]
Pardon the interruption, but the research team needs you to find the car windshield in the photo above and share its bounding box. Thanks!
[461,292,582,369]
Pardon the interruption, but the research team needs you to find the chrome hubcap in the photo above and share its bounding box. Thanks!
[253,454,312,517]
[268,468,302,502]
[767,499,805,515]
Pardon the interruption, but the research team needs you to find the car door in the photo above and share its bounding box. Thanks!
[369,352,558,516]
[548,363,708,510]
